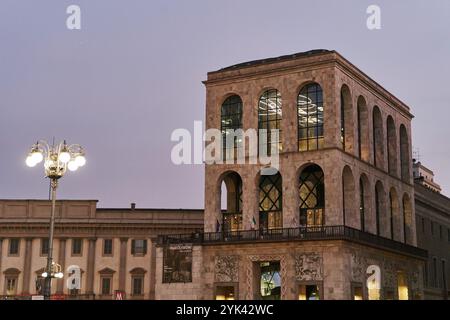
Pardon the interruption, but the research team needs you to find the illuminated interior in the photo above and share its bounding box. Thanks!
[298,284,320,300]
[215,286,235,300]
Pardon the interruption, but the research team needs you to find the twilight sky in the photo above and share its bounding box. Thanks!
[0,0,449,208]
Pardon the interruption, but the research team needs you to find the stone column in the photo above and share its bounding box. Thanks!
[56,238,66,294]
[22,238,33,295]
[118,238,128,292]
[86,238,96,294]
[148,239,156,299]
[0,238,3,274]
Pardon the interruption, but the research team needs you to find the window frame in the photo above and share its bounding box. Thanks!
[103,239,113,256]
[8,238,20,256]
[297,83,324,152]
[71,238,83,256]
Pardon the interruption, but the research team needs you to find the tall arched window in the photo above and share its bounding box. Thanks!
[259,90,282,155]
[299,164,325,227]
[340,85,354,153]
[403,194,412,244]
[298,83,323,151]
[220,171,243,232]
[389,188,399,241]
[373,106,384,168]
[221,95,243,161]
[342,166,356,228]
[357,96,369,161]
[375,181,385,236]
[387,116,398,176]
[359,178,365,232]
[400,125,410,182]
[259,172,282,230]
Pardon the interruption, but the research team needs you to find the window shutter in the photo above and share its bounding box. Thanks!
[131,240,135,255]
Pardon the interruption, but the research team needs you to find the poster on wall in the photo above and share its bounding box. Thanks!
[163,244,193,283]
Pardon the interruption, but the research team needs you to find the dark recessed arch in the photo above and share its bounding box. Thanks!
[400,124,411,182]
[373,106,385,169]
[340,85,354,153]
[387,116,398,177]
[357,96,370,162]
[219,171,243,232]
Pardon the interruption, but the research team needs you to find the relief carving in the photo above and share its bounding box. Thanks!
[295,252,323,281]
[215,255,239,282]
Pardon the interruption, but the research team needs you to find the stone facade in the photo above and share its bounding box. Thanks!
[155,49,425,300]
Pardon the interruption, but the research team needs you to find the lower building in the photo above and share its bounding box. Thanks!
[0,200,202,299]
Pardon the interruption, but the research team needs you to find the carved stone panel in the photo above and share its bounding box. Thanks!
[294,252,323,281]
[215,255,239,283]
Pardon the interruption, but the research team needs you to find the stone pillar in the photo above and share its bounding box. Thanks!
[148,239,156,299]
[86,238,96,294]
[22,238,33,294]
[0,238,3,274]
[56,238,66,294]
[118,238,128,292]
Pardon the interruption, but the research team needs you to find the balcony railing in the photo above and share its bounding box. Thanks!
[157,225,428,259]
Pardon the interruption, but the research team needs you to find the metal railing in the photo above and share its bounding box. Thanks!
[157,225,428,259]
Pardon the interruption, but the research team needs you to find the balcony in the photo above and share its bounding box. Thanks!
[157,225,428,260]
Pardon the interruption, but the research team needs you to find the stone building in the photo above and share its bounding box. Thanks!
[415,182,450,299]
[0,200,202,299]
[155,49,427,300]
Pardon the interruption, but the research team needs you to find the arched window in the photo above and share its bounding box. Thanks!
[342,166,356,228]
[221,95,243,161]
[220,171,243,232]
[357,96,369,161]
[359,178,365,232]
[298,83,323,151]
[372,106,384,168]
[259,90,282,155]
[375,181,385,236]
[387,116,398,176]
[299,164,325,227]
[340,85,354,153]
[403,194,412,244]
[400,125,410,182]
[259,172,282,230]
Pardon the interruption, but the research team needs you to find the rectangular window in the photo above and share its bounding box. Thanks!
[215,286,235,300]
[72,239,83,256]
[5,277,17,295]
[433,257,438,288]
[440,225,443,240]
[101,277,112,295]
[448,229,450,243]
[442,260,447,293]
[8,239,19,255]
[41,238,49,256]
[103,239,113,256]
[131,239,147,255]
[351,283,364,300]
[132,276,143,295]
[422,218,425,233]
[298,283,321,300]
[431,221,434,236]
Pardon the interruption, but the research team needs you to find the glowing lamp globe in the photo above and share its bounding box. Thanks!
[67,160,78,171]
[75,155,86,167]
[26,156,36,167]
[59,151,71,164]
[31,151,43,164]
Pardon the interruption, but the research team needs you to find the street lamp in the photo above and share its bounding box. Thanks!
[26,140,86,299]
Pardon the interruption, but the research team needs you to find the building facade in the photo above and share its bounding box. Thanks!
[155,50,427,300]
[0,200,202,299]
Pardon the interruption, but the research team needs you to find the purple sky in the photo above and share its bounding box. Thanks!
[0,0,449,208]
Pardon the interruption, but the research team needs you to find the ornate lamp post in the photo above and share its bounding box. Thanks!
[26,140,86,300]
